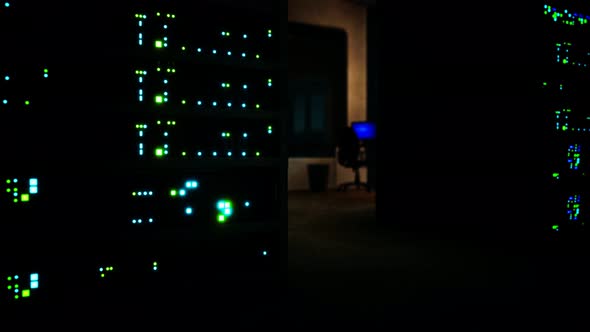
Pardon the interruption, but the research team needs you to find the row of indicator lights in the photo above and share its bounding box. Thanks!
[220,80,272,88]
[5,178,38,203]
[544,4,590,25]
[6,273,39,300]
[567,195,581,221]
[132,218,154,224]
[180,100,263,110]
[568,144,581,170]
[221,30,273,38]
[195,47,262,59]
[132,191,153,196]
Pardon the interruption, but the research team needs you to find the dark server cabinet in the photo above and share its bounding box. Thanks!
[541,2,590,240]
[0,0,284,317]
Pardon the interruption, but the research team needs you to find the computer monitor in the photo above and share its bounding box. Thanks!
[351,121,376,140]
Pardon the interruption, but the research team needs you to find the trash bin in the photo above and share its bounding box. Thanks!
[307,163,329,192]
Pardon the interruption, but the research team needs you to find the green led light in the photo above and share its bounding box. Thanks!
[6,188,10,192]
[182,151,187,156]
[256,104,260,109]
[155,95,163,104]
[155,148,164,157]
[543,82,547,86]
[552,225,559,230]
[7,276,11,281]
[43,69,48,73]
[153,262,158,266]
[24,100,30,105]
[6,179,10,184]
[182,46,186,51]
[256,152,261,156]
[101,274,105,278]
[21,194,29,202]
[14,295,19,300]
[155,40,163,48]
[22,289,30,298]
[553,173,559,178]
[182,100,186,104]
[170,189,177,196]
[218,214,226,223]
[7,285,11,290]
[256,54,260,59]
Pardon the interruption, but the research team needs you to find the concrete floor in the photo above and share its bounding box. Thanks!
[287,189,589,328]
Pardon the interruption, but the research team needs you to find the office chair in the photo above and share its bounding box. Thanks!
[336,126,371,192]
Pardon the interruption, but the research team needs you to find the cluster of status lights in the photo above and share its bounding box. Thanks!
[135,11,270,60]
[4,178,39,204]
[135,120,269,159]
[567,194,581,222]
[98,266,114,279]
[4,273,39,301]
[552,108,590,132]
[544,4,590,26]
[568,144,581,170]
[169,179,199,216]
[1,68,48,108]
[555,42,590,67]
[216,199,234,223]
[136,67,269,111]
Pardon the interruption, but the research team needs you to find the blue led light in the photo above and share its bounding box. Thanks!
[2,100,7,104]
[185,207,193,215]
[227,152,232,156]
[29,178,37,186]
[242,53,246,57]
[213,101,217,106]
[262,251,267,256]
[14,275,19,280]
[242,103,246,108]
[4,2,9,8]
[30,186,38,194]
[243,34,247,39]
[4,76,8,81]
[30,281,38,289]
[197,100,202,105]
[213,151,217,156]
[227,51,232,56]
[164,24,168,29]
[213,49,217,54]
[227,102,232,107]
[197,48,202,52]
[245,201,250,207]
[242,152,246,157]
[243,84,248,89]
[218,202,225,209]
[197,151,202,156]
[179,189,186,196]
[30,273,38,281]
[43,74,48,78]
[164,79,168,84]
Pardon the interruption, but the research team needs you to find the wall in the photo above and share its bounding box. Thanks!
[288,0,367,191]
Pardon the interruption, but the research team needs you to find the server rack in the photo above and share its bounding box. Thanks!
[0,0,284,314]
[542,1,590,239]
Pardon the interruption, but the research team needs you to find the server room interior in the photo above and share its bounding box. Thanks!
[288,0,590,328]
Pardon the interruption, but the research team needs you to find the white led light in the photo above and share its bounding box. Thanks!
[197,48,202,52]
[242,152,246,157]
[227,51,232,56]
[185,207,193,215]
[164,24,168,29]
[245,201,250,207]
[243,133,248,138]
[139,21,143,27]
[227,152,232,156]
[30,178,38,186]
[242,53,246,57]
